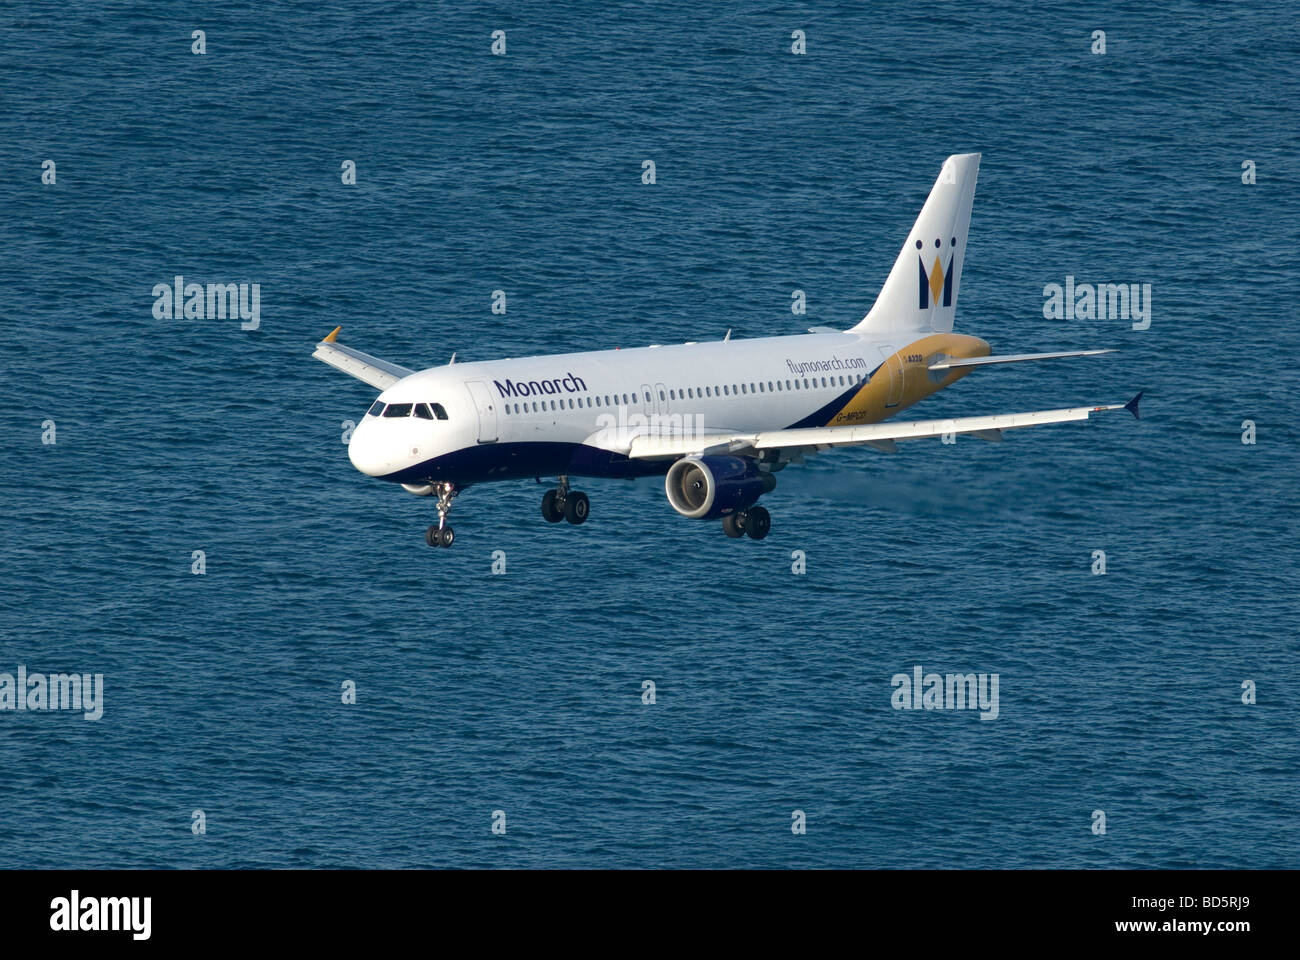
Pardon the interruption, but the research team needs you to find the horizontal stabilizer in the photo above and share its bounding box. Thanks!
[928,349,1113,371]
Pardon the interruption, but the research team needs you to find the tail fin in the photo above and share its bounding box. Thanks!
[850,153,981,337]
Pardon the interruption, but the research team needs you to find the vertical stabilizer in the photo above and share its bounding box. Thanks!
[851,153,981,336]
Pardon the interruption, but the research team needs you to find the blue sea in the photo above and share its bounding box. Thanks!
[2,1,1298,868]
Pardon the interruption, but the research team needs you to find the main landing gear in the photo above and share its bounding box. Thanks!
[540,475,590,525]
[721,505,771,540]
[425,482,459,548]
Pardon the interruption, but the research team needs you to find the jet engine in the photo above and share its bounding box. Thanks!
[664,455,774,519]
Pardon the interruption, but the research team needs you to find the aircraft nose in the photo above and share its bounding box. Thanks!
[347,421,393,477]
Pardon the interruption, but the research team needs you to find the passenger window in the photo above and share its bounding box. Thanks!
[383,403,413,417]
[414,403,434,420]
[367,401,386,417]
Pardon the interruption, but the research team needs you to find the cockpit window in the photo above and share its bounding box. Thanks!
[383,403,413,418]
[367,401,386,417]
[430,403,449,421]
[413,403,434,420]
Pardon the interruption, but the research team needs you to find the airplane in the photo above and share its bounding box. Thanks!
[313,153,1140,548]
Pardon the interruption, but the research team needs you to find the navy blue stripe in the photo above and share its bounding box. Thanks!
[783,361,884,429]
[379,441,669,486]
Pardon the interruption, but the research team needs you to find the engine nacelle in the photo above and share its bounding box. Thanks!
[665,455,768,519]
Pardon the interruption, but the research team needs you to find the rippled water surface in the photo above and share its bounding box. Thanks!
[1,1,1298,867]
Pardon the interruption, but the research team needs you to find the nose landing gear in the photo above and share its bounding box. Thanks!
[541,475,590,525]
[424,482,459,548]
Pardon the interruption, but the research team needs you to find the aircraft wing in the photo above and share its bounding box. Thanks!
[627,392,1142,460]
[312,326,415,390]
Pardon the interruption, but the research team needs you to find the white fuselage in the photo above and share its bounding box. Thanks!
[345,327,987,486]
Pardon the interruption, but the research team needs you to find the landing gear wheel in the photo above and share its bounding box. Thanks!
[744,505,771,540]
[564,491,590,524]
[426,482,459,547]
[722,513,745,538]
[541,489,565,523]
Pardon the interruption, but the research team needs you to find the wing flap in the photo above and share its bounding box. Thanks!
[620,431,749,460]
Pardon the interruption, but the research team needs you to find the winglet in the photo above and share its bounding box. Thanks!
[323,325,342,343]
[1124,390,1143,420]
